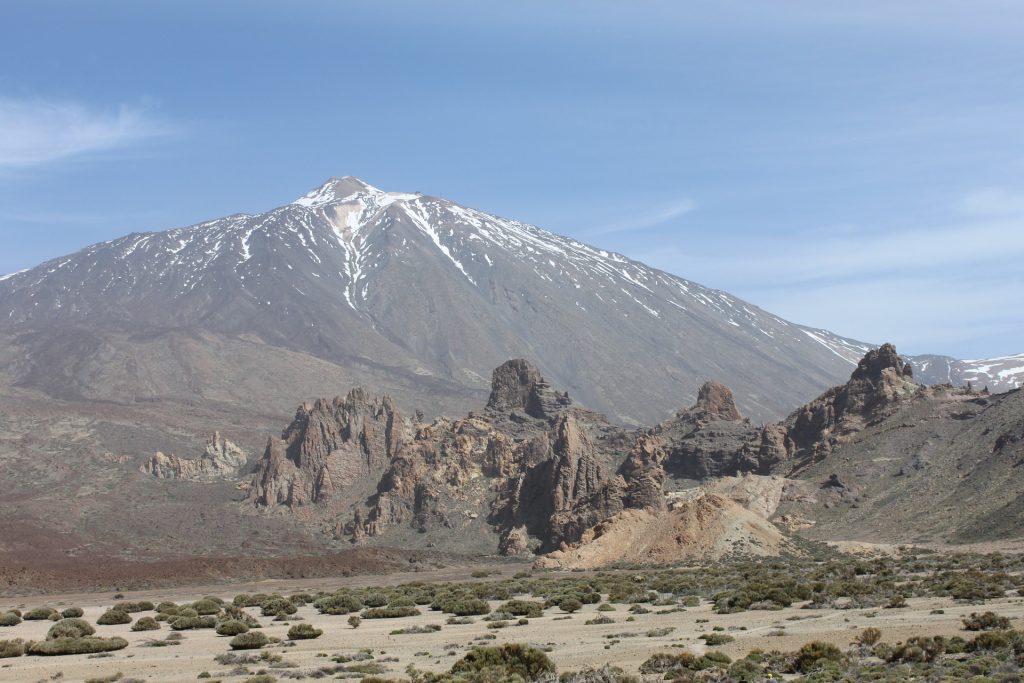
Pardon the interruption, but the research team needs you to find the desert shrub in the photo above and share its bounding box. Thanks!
[389,596,416,608]
[585,615,613,625]
[287,623,323,640]
[392,624,442,635]
[646,627,675,637]
[155,602,178,613]
[243,676,276,683]
[967,630,1016,652]
[640,651,731,673]
[0,639,24,658]
[97,609,132,625]
[348,615,361,629]
[23,607,57,620]
[449,643,555,681]
[963,611,1012,631]
[27,636,129,656]
[596,604,615,612]
[681,596,700,607]
[0,612,21,627]
[114,600,155,613]
[554,665,637,683]
[61,607,84,618]
[558,598,582,613]
[315,594,363,615]
[362,592,389,608]
[131,616,160,632]
[700,632,734,646]
[855,627,882,646]
[791,641,845,673]
[230,630,269,650]
[886,635,947,663]
[47,618,96,639]
[171,615,217,630]
[362,606,420,619]
[260,597,296,617]
[452,598,491,616]
[191,599,222,616]
[502,600,544,618]
[216,619,250,636]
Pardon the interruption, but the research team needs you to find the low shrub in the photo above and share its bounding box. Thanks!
[114,600,155,613]
[0,612,22,627]
[27,636,129,656]
[131,617,160,632]
[362,606,420,619]
[963,611,1012,631]
[449,643,555,681]
[23,607,57,620]
[501,600,544,618]
[0,639,24,658]
[792,641,845,673]
[855,627,882,646]
[230,630,269,650]
[347,615,361,629]
[171,616,217,630]
[287,623,323,640]
[315,594,363,615]
[559,598,583,613]
[700,632,735,646]
[47,618,96,640]
[216,619,250,636]
[60,607,84,618]
[97,609,132,625]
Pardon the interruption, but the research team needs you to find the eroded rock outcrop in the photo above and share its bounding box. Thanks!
[249,388,408,507]
[141,432,247,482]
[785,343,920,473]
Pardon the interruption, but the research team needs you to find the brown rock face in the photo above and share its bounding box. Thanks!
[695,381,742,421]
[141,432,247,482]
[785,342,919,473]
[486,359,571,419]
[248,388,406,507]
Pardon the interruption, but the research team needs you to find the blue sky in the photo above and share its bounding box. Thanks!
[1,1,1023,359]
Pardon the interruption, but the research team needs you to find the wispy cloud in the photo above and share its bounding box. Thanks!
[0,98,171,168]
[586,197,696,235]
[630,187,1024,358]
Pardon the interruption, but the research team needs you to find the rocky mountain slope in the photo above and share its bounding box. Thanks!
[0,175,889,425]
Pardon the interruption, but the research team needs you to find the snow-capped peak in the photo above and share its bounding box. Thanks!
[292,176,419,208]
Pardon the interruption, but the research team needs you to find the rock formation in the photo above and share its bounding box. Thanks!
[141,432,247,481]
[249,389,408,507]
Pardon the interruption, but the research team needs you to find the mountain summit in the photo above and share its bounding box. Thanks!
[4,177,1018,423]
[0,176,883,423]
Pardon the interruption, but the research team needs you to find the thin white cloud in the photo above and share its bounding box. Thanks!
[629,187,1024,358]
[586,197,695,235]
[0,98,170,168]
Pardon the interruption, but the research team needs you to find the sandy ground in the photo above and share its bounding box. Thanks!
[2,569,1023,683]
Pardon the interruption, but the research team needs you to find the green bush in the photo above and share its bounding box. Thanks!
[230,630,269,650]
[0,639,24,658]
[0,612,21,627]
[192,599,222,616]
[27,636,129,656]
[216,619,249,636]
[131,617,160,632]
[171,615,217,630]
[362,606,420,619]
[287,623,323,640]
[559,598,582,613]
[314,594,363,615]
[47,618,95,640]
[362,592,389,608]
[449,643,555,681]
[113,600,155,613]
[155,601,178,613]
[97,609,132,625]
[501,600,544,618]
[963,611,1012,631]
[23,607,57,620]
[60,607,84,618]
[700,632,735,646]
[792,641,845,673]
[260,597,296,617]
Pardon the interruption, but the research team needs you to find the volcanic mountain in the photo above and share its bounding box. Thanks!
[0,175,887,425]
